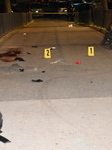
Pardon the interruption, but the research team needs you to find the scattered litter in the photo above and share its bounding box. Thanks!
[50,59,63,64]
[27,52,31,54]
[0,135,11,143]
[42,71,45,73]
[68,24,73,27]
[34,67,37,71]
[19,68,24,72]
[32,79,43,82]
[23,33,26,35]
[0,48,21,57]
[32,46,38,48]
[50,47,56,50]
[76,61,81,64]
[14,57,25,61]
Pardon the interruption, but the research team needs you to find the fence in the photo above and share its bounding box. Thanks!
[75,9,112,30]
[0,12,32,37]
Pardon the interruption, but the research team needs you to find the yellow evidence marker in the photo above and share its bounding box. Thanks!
[44,48,51,58]
[88,47,94,56]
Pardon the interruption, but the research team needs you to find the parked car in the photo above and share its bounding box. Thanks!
[58,2,68,15]
[43,2,59,14]
[29,2,44,17]
[84,0,95,9]
[71,0,93,12]
[13,2,30,12]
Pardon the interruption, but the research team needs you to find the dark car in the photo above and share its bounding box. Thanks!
[13,2,30,12]
[71,0,92,12]
[43,2,59,13]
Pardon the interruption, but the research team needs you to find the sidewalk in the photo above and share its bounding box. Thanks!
[0,97,112,150]
[0,18,112,150]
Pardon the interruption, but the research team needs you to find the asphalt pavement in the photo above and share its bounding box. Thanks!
[0,17,112,150]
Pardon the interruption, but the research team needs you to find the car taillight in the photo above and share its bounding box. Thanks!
[42,9,44,12]
[29,9,32,12]
[58,9,61,12]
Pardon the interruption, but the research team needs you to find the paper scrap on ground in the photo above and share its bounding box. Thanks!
[50,59,63,64]
[68,24,73,27]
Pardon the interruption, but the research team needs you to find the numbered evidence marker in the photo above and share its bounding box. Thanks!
[44,48,51,58]
[88,47,94,56]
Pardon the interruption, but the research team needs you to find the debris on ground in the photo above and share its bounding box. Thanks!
[32,46,38,48]
[32,79,43,82]
[50,59,63,64]
[76,61,81,64]
[14,57,25,61]
[34,67,37,71]
[50,47,56,50]
[27,52,31,54]
[68,24,73,27]
[42,71,45,73]
[19,68,24,72]
[0,135,11,143]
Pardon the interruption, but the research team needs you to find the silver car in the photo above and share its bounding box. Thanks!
[58,2,68,15]
[29,2,44,17]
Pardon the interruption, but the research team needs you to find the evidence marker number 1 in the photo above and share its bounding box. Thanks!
[88,47,94,56]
